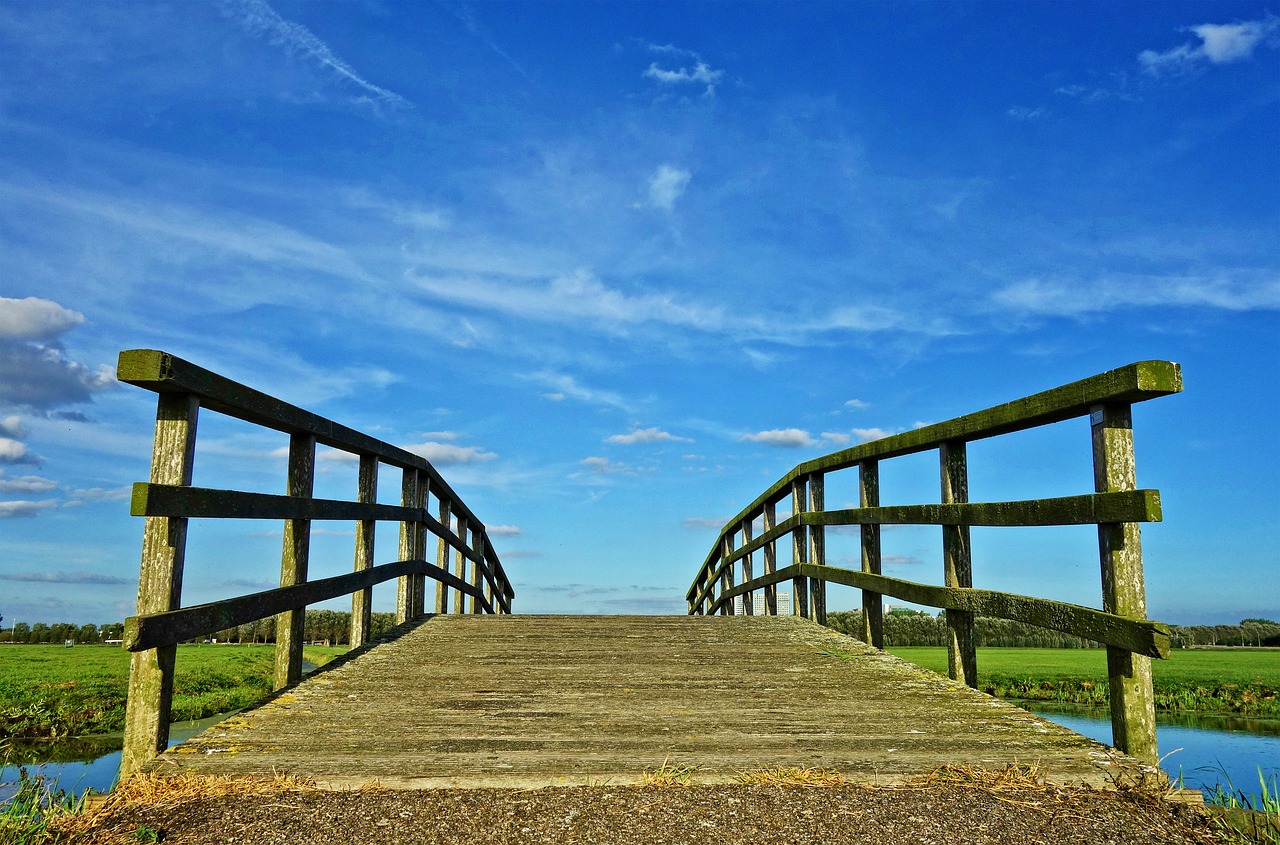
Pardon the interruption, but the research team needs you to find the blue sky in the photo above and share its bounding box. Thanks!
[1,1,1276,628]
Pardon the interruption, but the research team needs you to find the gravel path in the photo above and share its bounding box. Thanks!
[70,783,1217,845]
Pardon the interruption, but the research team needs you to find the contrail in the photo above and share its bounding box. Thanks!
[219,0,410,108]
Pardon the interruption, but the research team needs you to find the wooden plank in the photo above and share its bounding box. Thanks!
[694,361,1182,584]
[714,564,1170,658]
[805,491,1162,528]
[435,499,452,614]
[121,392,199,778]
[1093,403,1159,764]
[859,459,883,649]
[741,519,754,616]
[790,479,808,618]
[123,559,488,652]
[453,516,469,615]
[941,441,977,688]
[350,455,377,649]
[117,350,486,529]
[274,433,314,691]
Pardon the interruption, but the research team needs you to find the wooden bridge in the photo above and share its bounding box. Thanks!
[116,351,1181,788]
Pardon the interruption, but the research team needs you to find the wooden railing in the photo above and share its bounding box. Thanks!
[117,349,514,776]
[686,361,1182,764]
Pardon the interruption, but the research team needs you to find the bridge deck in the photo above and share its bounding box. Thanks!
[156,615,1150,789]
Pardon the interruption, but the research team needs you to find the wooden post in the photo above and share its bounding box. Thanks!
[121,393,198,778]
[435,498,452,613]
[742,519,754,616]
[396,469,420,625]
[350,454,377,649]
[791,478,809,618]
[859,460,883,649]
[1092,403,1158,764]
[763,500,777,615]
[941,440,977,688]
[412,477,428,618]
[807,472,826,625]
[720,533,735,615]
[453,516,469,615]
[274,432,315,691]
[470,531,484,614]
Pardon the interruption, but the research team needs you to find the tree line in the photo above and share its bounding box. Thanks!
[0,610,401,646]
[825,609,1280,649]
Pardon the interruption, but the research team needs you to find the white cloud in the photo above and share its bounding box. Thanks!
[820,432,851,446]
[487,525,521,537]
[1007,106,1048,121]
[402,441,497,466]
[0,569,128,583]
[0,438,38,465]
[740,428,816,448]
[0,500,58,518]
[1139,17,1279,75]
[606,427,692,445]
[581,456,632,474]
[218,0,410,108]
[843,399,869,410]
[0,416,27,438]
[646,165,691,211]
[682,516,726,530]
[0,474,57,493]
[528,372,630,411]
[852,428,897,443]
[0,297,84,341]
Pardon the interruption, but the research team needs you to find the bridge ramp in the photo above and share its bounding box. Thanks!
[156,615,1148,788]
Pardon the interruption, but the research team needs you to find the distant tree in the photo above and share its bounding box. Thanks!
[76,624,99,644]
[12,622,30,643]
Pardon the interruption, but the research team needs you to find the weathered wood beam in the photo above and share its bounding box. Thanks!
[274,433,314,691]
[941,440,977,688]
[699,361,1181,579]
[123,559,488,653]
[350,455,377,649]
[117,350,486,530]
[712,564,1171,659]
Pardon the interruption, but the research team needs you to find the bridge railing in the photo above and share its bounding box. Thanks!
[117,349,514,776]
[686,361,1181,764]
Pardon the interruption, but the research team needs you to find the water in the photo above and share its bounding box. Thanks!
[1024,702,1280,798]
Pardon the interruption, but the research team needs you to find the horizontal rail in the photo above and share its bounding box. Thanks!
[118,349,485,529]
[687,490,1161,605]
[713,563,1171,659]
[124,558,487,652]
[707,360,1180,570]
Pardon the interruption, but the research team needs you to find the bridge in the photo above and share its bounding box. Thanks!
[115,350,1181,788]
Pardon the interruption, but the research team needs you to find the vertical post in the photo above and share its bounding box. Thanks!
[350,454,377,649]
[411,477,428,618]
[763,500,778,615]
[1092,403,1158,764]
[742,519,754,616]
[941,440,977,688]
[274,432,315,691]
[121,393,199,778]
[790,478,809,618]
[807,472,826,625]
[470,532,484,614]
[720,533,735,615]
[453,516,469,614]
[396,469,422,624]
[435,498,452,613]
[859,460,883,649]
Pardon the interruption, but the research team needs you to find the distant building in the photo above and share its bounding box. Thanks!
[731,591,792,616]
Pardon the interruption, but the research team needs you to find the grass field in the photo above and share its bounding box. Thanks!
[0,644,347,739]
[888,647,1280,715]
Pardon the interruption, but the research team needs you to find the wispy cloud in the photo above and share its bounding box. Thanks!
[1140,17,1280,76]
[682,516,725,530]
[487,524,521,537]
[0,570,129,584]
[606,427,692,445]
[527,372,630,412]
[0,296,114,414]
[0,473,58,493]
[0,297,84,341]
[645,165,691,211]
[218,0,410,108]
[0,500,57,518]
[994,273,1280,316]
[642,43,725,97]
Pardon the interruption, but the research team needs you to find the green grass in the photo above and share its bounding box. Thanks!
[887,647,1279,715]
[0,644,347,739]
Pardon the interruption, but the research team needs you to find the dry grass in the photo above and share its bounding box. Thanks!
[638,759,700,788]
[48,771,316,840]
[733,766,848,787]
[915,763,1049,791]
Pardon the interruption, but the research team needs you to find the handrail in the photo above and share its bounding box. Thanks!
[118,349,514,777]
[686,360,1181,765]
